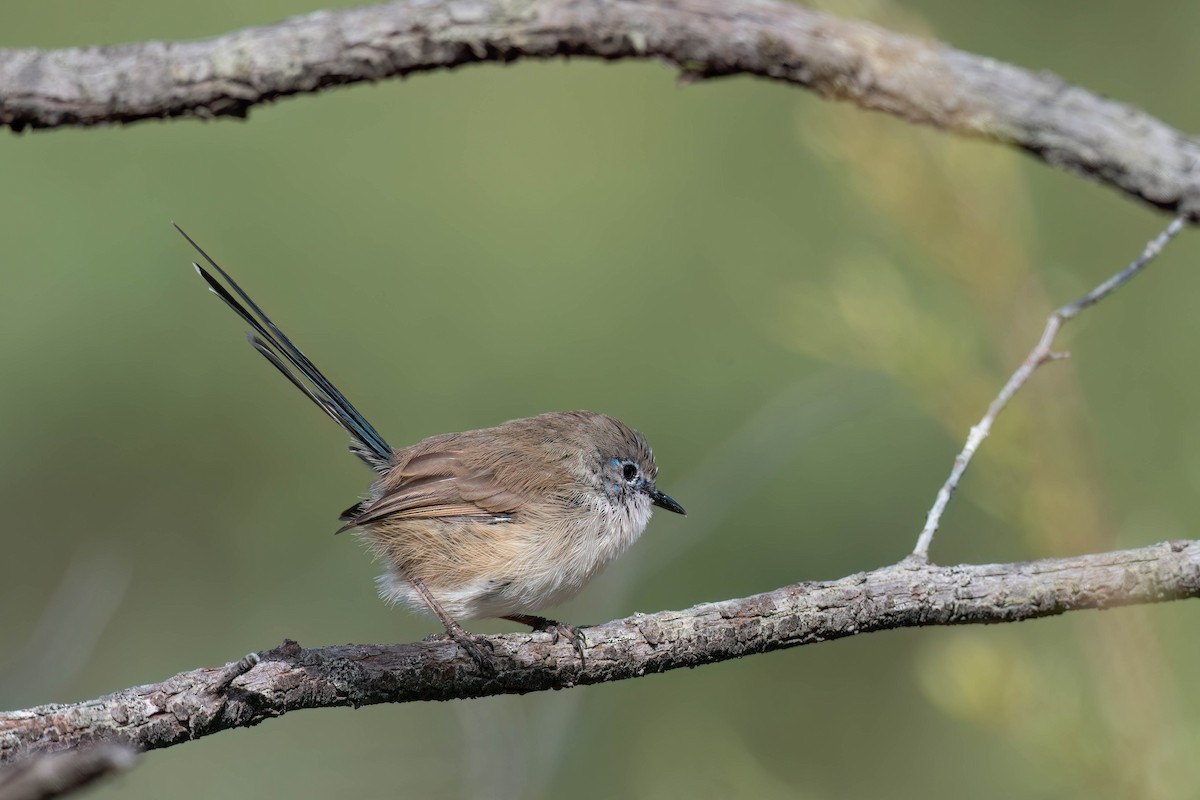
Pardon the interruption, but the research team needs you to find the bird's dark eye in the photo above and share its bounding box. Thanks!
[622,462,639,481]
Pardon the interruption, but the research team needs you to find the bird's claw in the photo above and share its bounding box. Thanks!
[438,626,497,673]
[532,619,588,665]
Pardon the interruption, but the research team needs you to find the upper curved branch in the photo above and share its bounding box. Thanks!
[2,540,1198,763]
[1,0,1199,216]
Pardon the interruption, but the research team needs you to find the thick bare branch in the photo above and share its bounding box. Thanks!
[3,540,1198,763]
[2,0,1199,215]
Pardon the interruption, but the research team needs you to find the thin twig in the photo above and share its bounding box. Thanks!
[912,216,1188,561]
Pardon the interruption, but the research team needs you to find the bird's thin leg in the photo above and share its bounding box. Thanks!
[410,577,495,670]
[502,614,588,664]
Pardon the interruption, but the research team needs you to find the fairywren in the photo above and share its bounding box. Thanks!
[177,226,684,667]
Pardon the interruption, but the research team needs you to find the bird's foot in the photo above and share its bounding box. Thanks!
[433,623,497,673]
[505,614,588,665]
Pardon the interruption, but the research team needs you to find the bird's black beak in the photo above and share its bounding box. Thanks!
[650,488,686,516]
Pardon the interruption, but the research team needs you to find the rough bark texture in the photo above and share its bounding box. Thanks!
[1,0,1198,215]
[2,540,1197,763]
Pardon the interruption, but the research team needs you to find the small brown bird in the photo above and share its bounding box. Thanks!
[178,226,685,667]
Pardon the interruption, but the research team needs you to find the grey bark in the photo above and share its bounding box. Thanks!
[2,540,1198,763]
[0,0,1198,216]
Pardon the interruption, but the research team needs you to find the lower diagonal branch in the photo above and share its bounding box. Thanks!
[3,539,1198,763]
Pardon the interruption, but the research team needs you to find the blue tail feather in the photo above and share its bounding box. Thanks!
[177,224,393,471]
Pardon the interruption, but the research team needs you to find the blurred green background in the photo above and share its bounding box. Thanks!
[3,1,1200,797]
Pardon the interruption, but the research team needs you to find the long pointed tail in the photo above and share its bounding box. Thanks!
[176,224,393,471]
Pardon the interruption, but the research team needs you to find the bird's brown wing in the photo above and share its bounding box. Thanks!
[336,449,528,534]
